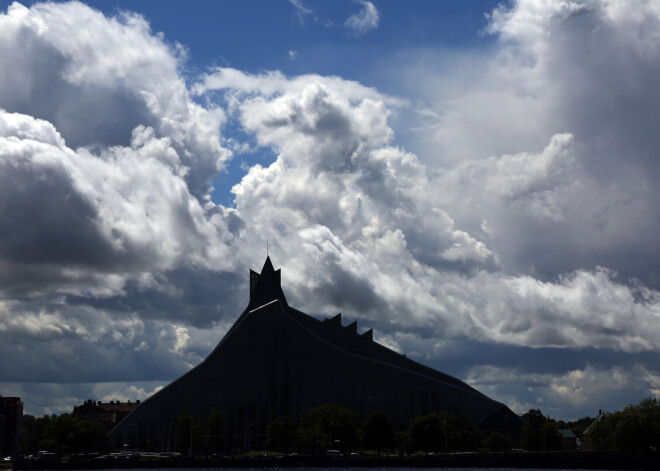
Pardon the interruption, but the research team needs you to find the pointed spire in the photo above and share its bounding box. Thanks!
[248,256,287,309]
[261,256,275,274]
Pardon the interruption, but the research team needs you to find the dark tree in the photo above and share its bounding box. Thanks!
[363,410,395,457]
[540,421,562,451]
[403,412,443,456]
[485,432,513,452]
[403,411,481,455]
[636,397,660,453]
[49,414,78,454]
[519,409,546,451]
[615,414,644,455]
[176,413,202,455]
[297,403,361,452]
[610,397,660,455]
[34,415,59,453]
[519,409,562,451]
[206,408,225,453]
[21,414,109,456]
[266,416,298,452]
[21,414,41,454]
[22,414,57,454]
[445,413,482,451]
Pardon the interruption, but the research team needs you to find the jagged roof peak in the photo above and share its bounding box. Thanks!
[261,256,275,273]
[249,256,287,309]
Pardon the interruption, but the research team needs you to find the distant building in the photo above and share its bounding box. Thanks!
[0,396,23,456]
[559,428,578,450]
[580,410,607,451]
[73,399,140,430]
[110,257,523,451]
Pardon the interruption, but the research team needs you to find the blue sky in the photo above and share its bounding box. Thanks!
[84,0,503,205]
[102,1,463,198]
[1,0,660,423]
[105,1,500,73]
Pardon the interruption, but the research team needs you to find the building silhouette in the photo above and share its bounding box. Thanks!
[110,257,522,450]
[73,399,140,431]
[0,396,23,456]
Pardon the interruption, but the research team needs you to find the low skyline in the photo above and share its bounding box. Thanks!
[1,0,659,421]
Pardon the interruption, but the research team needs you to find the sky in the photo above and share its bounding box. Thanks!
[0,0,659,422]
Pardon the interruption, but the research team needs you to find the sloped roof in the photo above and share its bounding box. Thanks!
[583,413,606,435]
[111,257,520,438]
[560,428,577,439]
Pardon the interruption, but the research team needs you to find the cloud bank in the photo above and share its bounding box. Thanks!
[1,0,659,419]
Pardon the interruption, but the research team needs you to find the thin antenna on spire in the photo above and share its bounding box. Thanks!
[267,240,269,256]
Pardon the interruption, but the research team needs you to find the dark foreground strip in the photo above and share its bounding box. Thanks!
[13,451,660,470]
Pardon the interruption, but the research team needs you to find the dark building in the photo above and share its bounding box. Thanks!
[110,257,522,450]
[0,396,23,456]
[73,399,140,430]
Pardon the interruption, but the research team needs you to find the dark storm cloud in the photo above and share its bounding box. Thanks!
[0,278,241,385]
[0,36,150,150]
[0,106,243,299]
[0,2,247,400]
[0,164,101,265]
[0,1,229,198]
[419,1,660,291]
[369,330,660,419]
[419,338,660,383]
[305,257,387,315]
[65,268,247,328]
[0,300,188,383]
[199,63,660,357]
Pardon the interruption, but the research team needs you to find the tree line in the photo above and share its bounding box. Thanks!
[578,397,660,455]
[21,414,111,456]
[172,403,501,455]
[19,397,660,457]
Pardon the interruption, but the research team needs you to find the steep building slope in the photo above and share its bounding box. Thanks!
[110,258,522,450]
